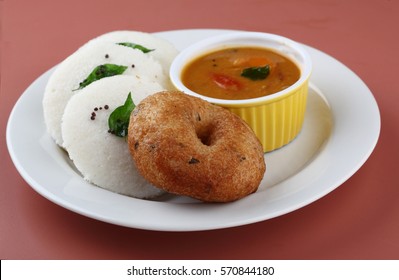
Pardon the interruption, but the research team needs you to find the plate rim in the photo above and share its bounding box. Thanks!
[6,29,381,231]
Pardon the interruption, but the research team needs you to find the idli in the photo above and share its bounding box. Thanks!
[43,40,169,146]
[87,30,179,73]
[61,75,165,198]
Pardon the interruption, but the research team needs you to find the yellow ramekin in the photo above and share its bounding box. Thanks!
[169,31,312,152]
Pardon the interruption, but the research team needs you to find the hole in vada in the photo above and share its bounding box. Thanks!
[196,125,214,146]
[198,133,212,146]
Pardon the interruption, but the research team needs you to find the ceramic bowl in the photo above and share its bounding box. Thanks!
[170,31,312,152]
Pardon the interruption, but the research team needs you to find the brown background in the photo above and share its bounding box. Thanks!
[1,0,398,259]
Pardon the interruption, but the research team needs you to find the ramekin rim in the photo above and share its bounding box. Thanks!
[169,31,312,106]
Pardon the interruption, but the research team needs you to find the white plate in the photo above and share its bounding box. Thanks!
[6,29,380,231]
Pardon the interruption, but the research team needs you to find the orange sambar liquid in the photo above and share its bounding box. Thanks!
[182,47,300,100]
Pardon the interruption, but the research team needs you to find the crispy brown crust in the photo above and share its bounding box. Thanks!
[128,91,266,202]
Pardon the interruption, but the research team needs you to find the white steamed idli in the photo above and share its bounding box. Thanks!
[87,30,179,73]
[61,75,165,199]
[43,40,169,146]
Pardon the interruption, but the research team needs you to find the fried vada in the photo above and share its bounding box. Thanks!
[128,91,266,202]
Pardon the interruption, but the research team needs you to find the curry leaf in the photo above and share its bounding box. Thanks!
[74,64,127,90]
[241,65,270,81]
[108,92,135,137]
[117,42,155,53]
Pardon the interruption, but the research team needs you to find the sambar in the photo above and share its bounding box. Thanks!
[181,47,300,100]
